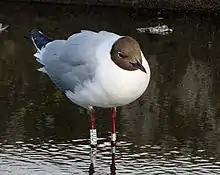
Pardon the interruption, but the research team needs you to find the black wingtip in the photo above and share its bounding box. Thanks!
[29,29,53,50]
[30,29,41,37]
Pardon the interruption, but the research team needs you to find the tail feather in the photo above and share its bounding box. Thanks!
[30,29,53,51]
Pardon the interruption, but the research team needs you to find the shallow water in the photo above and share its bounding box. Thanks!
[1,2,220,174]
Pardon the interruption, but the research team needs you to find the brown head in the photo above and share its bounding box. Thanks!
[110,36,146,73]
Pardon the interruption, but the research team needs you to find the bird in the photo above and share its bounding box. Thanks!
[29,29,150,148]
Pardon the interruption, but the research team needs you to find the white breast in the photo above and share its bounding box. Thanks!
[95,53,150,107]
[71,37,150,108]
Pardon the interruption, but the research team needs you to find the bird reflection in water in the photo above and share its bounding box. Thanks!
[88,144,116,174]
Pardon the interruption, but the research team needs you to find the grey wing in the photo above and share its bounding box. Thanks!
[40,35,98,93]
[45,60,95,92]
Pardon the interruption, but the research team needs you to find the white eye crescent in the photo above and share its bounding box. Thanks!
[118,52,124,58]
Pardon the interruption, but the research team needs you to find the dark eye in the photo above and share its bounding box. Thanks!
[118,52,124,58]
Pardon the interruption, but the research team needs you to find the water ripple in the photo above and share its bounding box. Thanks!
[0,139,219,174]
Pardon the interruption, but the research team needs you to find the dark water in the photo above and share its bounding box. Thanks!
[1,2,220,174]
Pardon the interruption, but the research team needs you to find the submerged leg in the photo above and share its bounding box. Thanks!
[89,147,96,175]
[111,107,117,146]
[110,144,116,175]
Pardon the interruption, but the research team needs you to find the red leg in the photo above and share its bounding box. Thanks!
[111,107,117,146]
[89,111,95,129]
[89,110,97,148]
[110,107,117,174]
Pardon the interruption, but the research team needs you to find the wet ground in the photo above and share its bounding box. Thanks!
[1,2,220,174]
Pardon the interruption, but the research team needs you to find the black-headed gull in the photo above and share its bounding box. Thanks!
[29,29,150,148]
